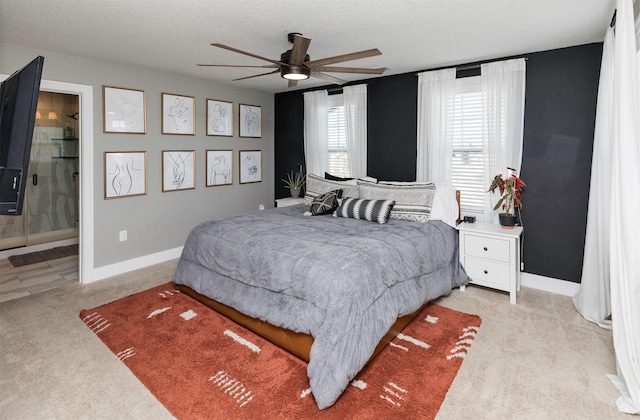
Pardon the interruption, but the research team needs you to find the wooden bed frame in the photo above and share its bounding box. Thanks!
[177,283,428,363]
[176,191,461,363]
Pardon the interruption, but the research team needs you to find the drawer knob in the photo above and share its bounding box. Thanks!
[483,247,488,251]
[484,270,488,274]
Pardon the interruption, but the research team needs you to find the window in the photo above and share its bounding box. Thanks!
[451,76,484,214]
[327,94,350,178]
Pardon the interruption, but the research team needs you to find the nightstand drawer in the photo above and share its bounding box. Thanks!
[464,234,510,263]
[464,256,510,289]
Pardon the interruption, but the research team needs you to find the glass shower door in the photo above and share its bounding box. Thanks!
[25,91,79,246]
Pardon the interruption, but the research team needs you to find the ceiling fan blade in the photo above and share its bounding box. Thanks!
[309,66,387,75]
[310,71,347,85]
[289,34,311,65]
[288,80,298,88]
[211,43,286,66]
[305,48,382,67]
[197,64,279,68]
[232,69,280,81]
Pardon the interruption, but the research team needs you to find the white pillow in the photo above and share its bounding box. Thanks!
[430,184,459,228]
[304,173,359,206]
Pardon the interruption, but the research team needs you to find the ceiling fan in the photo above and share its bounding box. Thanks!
[198,33,386,87]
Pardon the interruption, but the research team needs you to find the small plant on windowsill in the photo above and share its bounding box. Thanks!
[282,168,305,199]
[487,173,526,229]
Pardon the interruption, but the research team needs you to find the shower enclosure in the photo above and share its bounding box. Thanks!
[0,91,79,251]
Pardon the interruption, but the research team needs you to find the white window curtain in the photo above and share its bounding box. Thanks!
[573,26,614,329]
[416,68,456,183]
[303,90,328,176]
[480,58,527,222]
[575,0,640,413]
[343,84,368,178]
[416,60,526,220]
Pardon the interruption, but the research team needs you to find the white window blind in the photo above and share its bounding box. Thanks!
[451,76,484,213]
[327,94,350,177]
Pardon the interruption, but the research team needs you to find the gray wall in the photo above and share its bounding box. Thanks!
[2,43,274,268]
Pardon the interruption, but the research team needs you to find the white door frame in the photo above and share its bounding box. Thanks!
[39,79,94,284]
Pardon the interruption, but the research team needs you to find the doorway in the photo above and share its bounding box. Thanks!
[0,91,79,251]
[0,76,94,294]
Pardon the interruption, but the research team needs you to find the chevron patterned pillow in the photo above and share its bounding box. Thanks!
[309,189,344,216]
[358,180,436,223]
[333,197,396,224]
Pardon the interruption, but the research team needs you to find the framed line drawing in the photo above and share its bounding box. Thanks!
[103,86,146,134]
[206,150,233,187]
[239,103,262,138]
[207,99,233,136]
[162,150,196,192]
[239,150,262,184]
[104,151,147,199]
[162,93,195,135]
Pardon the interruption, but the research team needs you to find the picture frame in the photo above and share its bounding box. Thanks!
[104,151,147,199]
[206,150,233,186]
[207,99,233,136]
[162,150,196,192]
[239,150,262,184]
[103,86,146,134]
[239,103,262,138]
[162,93,195,135]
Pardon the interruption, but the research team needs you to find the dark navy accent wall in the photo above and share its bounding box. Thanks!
[520,43,602,282]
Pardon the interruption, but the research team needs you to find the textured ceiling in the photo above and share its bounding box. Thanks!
[0,0,615,93]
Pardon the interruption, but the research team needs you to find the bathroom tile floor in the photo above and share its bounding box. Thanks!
[0,255,78,303]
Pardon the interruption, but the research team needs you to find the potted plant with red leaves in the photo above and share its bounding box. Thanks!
[487,173,526,229]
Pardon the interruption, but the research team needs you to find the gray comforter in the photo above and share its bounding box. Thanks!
[174,204,469,409]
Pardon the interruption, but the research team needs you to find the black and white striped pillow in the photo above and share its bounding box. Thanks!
[333,197,395,224]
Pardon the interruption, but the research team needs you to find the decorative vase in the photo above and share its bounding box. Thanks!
[290,188,301,199]
[498,213,517,229]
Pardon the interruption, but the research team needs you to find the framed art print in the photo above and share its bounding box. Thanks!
[162,93,195,135]
[239,103,261,138]
[104,151,147,199]
[103,86,146,134]
[206,150,233,186]
[207,99,233,136]
[239,150,262,184]
[162,150,196,192]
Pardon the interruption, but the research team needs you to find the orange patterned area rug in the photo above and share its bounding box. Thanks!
[80,282,481,419]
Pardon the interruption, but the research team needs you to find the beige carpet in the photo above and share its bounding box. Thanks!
[0,259,626,419]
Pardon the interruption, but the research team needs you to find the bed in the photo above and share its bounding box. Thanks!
[173,177,468,410]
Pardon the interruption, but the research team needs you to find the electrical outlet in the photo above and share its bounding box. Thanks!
[119,230,127,242]
[259,204,265,210]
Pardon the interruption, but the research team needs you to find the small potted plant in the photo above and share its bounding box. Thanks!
[282,168,305,198]
[487,173,526,229]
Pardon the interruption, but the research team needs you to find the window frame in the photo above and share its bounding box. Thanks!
[450,75,485,215]
[326,93,350,178]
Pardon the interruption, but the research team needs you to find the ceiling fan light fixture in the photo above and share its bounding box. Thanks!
[281,65,310,81]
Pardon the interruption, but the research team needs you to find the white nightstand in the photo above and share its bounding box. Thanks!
[275,197,305,208]
[456,221,523,304]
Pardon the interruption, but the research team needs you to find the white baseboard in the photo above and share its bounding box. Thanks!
[89,246,183,283]
[87,248,580,298]
[521,272,580,297]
